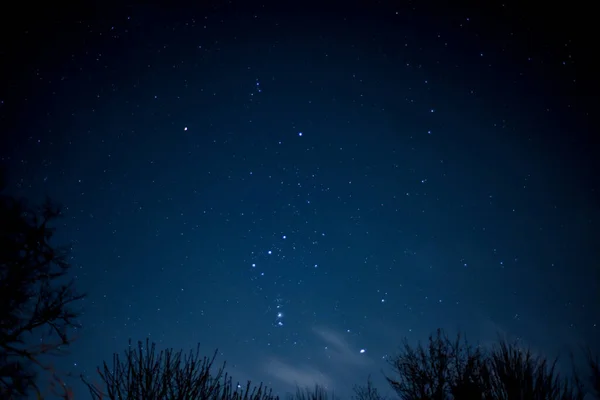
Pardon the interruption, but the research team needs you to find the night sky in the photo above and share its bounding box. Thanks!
[0,1,598,398]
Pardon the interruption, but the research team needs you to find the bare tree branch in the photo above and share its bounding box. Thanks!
[0,194,85,399]
[82,338,279,400]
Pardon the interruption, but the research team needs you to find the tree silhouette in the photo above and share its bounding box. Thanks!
[352,375,386,400]
[384,329,487,400]
[0,192,85,399]
[484,338,584,400]
[380,328,597,400]
[82,338,279,400]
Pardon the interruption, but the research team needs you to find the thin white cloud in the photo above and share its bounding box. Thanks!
[312,327,373,368]
[263,326,373,393]
[263,357,333,389]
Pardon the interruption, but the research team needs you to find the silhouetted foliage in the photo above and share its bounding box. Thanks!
[380,329,595,400]
[82,338,279,400]
[0,193,85,399]
[484,338,584,400]
[82,330,600,400]
[352,375,386,400]
[385,329,487,400]
[288,384,337,400]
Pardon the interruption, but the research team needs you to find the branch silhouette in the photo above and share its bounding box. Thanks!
[0,191,85,399]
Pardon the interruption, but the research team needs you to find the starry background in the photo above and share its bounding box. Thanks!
[0,1,598,398]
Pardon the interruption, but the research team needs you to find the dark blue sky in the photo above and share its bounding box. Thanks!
[1,2,597,398]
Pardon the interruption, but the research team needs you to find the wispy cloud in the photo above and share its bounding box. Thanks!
[263,357,333,389]
[312,326,373,368]
[263,326,373,393]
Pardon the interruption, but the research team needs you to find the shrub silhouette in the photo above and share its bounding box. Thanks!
[352,375,387,400]
[484,338,582,400]
[81,338,279,400]
[381,328,598,400]
[384,329,488,400]
[0,193,85,399]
